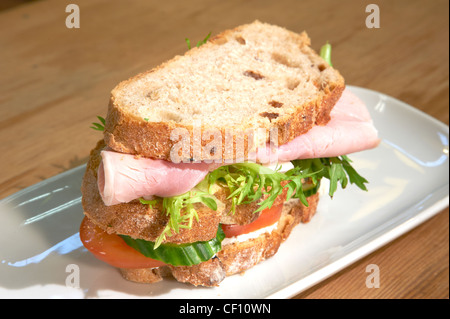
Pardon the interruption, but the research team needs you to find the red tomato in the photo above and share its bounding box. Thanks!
[221,203,283,238]
[79,217,165,269]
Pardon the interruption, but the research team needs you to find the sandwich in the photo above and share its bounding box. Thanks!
[79,21,380,287]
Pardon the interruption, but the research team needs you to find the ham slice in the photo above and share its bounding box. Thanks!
[256,89,380,163]
[98,154,219,206]
[98,89,379,206]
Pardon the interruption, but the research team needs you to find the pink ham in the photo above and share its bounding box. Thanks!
[98,154,219,206]
[97,88,379,206]
[256,89,380,163]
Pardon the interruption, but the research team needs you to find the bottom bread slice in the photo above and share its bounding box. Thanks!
[119,193,319,287]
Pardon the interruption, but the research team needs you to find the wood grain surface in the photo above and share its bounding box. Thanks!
[0,0,448,299]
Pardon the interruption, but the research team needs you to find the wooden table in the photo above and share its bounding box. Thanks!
[0,0,448,299]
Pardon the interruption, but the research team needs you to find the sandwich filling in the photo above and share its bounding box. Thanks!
[80,194,286,269]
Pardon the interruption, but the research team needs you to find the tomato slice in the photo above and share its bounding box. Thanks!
[79,217,166,269]
[221,203,283,238]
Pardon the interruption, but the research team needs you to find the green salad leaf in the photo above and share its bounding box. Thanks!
[139,198,158,208]
[291,156,368,197]
[319,41,333,67]
[140,156,368,249]
[208,163,313,214]
[185,32,212,50]
[90,115,106,131]
[150,191,217,248]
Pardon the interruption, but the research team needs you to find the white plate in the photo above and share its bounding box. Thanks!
[0,86,448,299]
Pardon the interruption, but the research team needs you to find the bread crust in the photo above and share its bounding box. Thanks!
[118,193,319,287]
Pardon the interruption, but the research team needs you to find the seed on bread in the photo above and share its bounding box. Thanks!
[268,100,283,108]
[260,112,279,122]
[243,70,264,80]
[235,35,246,45]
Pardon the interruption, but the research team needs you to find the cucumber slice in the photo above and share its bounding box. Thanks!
[119,226,225,267]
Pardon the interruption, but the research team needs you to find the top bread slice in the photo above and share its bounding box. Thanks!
[104,20,345,162]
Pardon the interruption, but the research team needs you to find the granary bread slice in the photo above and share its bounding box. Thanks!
[104,20,345,162]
